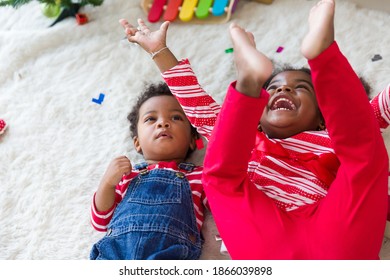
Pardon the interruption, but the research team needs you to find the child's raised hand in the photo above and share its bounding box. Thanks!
[229,22,273,97]
[100,156,132,188]
[119,18,169,55]
[301,0,335,60]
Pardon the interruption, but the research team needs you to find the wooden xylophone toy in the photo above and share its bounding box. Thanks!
[141,0,240,24]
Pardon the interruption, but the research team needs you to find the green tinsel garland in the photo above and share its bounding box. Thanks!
[0,0,103,9]
[0,0,104,26]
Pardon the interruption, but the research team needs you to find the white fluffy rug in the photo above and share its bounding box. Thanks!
[0,0,389,260]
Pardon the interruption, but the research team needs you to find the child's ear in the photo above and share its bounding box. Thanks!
[317,121,326,131]
[133,136,143,154]
[189,134,197,151]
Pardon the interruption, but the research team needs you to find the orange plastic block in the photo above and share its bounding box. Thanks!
[163,0,182,22]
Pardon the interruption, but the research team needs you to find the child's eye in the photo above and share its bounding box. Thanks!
[267,85,277,91]
[144,117,156,122]
[296,85,310,91]
[172,115,184,121]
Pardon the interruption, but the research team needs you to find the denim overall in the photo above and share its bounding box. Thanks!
[90,162,202,260]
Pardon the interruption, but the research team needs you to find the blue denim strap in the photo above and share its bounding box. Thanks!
[134,162,195,172]
[133,162,148,171]
[178,162,195,172]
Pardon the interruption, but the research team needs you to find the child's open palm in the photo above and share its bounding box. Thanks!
[119,18,169,54]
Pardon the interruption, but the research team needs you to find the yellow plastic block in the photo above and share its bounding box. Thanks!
[179,0,199,22]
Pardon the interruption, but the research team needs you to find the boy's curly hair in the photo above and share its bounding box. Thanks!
[127,81,199,140]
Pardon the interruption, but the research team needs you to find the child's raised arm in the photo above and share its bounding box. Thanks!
[119,18,179,73]
[120,18,220,141]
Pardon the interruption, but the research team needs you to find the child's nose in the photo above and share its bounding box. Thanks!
[157,119,170,128]
[276,85,292,93]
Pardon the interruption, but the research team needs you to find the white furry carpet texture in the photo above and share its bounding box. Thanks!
[0,0,389,260]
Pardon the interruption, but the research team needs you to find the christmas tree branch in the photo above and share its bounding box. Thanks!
[0,0,103,8]
[0,0,34,8]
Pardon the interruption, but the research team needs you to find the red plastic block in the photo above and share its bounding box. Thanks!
[76,13,88,25]
[148,0,167,22]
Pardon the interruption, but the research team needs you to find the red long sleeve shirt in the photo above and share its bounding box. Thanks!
[163,60,389,213]
[202,42,388,259]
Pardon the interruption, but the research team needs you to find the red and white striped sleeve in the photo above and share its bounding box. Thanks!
[162,59,221,141]
[371,85,390,221]
[90,173,136,232]
[370,84,390,132]
[186,166,209,230]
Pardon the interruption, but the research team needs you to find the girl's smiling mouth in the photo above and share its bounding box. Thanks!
[270,95,297,111]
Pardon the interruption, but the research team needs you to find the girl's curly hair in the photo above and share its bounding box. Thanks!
[260,65,371,131]
[263,64,371,98]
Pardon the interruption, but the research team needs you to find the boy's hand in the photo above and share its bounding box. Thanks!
[119,18,169,54]
[100,156,132,188]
